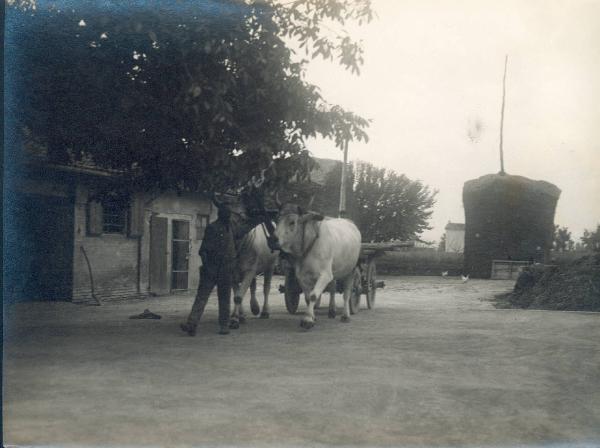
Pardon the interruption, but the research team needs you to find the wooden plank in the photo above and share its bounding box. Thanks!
[87,200,103,236]
[128,193,145,237]
[149,216,169,295]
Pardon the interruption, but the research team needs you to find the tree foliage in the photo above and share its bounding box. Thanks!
[581,225,600,252]
[352,161,436,242]
[6,0,372,193]
[306,160,435,242]
[553,225,574,252]
[438,234,446,252]
[312,161,355,217]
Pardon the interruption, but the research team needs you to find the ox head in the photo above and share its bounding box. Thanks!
[273,193,323,256]
[210,190,280,250]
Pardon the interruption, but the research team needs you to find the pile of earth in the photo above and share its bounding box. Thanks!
[495,253,600,311]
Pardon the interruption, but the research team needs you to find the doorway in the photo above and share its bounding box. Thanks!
[149,215,169,295]
[149,215,191,295]
[4,193,74,301]
[171,220,190,291]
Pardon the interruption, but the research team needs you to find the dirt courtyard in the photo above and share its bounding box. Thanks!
[3,276,600,447]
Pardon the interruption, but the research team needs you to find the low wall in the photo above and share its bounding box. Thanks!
[376,250,464,276]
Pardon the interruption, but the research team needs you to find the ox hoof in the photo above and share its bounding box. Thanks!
[300,319,315,330]
[229,319,240,330]
[260,311,270,319]
[340,315,351,323]
[328,309,336,319]
[250,302,260,316]
[238,315,247,324]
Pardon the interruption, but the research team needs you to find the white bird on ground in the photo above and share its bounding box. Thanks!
[461,274,469,283]
[441,271,449,277]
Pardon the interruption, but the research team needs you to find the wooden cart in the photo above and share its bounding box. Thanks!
[280,241,414,315]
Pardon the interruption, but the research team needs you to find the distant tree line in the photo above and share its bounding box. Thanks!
[553,224,600,252]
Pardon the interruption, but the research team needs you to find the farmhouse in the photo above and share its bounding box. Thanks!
[5,155,216,304]
[444,222,465,253]
[5,153,341,304]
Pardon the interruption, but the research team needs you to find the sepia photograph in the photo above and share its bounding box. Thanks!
[3,0,600,446]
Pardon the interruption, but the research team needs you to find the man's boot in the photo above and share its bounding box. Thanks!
[180,322,197,336]
[218,325,230,335]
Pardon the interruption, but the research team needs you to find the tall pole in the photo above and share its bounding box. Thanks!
[338,139,348,218]
[499,55,508,175]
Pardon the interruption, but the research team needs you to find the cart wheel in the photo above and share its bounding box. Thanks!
[366,260,377,309]
[284,271,301,315]
[349,267,362,315]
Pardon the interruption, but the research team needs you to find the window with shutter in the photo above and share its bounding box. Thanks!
[102,201,127,233]
[87,190,129,236]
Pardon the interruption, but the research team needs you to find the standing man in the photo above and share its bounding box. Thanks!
[180,204,237,336]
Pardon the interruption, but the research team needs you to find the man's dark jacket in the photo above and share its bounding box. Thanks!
[198,220,236,276]
[198,214,265,276]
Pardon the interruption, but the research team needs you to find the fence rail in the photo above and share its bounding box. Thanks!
[491,260,530,280]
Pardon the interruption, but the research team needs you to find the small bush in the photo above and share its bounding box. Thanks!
[550,250,595,267]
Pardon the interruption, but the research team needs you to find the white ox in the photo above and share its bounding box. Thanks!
[229,223,278,328]
[274,202,361,329]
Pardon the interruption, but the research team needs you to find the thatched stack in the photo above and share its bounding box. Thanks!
[463,173,560,278]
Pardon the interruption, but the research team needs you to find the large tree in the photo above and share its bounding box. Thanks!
[5,0,372,193]
[553,225,574,252]
[309,161,436,242]
[352,161,436,242]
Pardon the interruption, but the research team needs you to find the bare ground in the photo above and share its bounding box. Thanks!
[3,276,600,447]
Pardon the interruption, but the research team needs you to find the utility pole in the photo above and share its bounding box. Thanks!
[499,55,508,175]
[338,139,348,218]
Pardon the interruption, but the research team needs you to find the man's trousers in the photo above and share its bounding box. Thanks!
[186,265,232,328]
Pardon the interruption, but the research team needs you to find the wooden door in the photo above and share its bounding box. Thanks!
[149,216,169,295]
[5,193,74,301]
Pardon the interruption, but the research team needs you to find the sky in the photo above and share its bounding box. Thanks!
[302,0,600,244]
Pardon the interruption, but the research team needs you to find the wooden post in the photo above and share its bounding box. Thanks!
[338,139,348,218]
[499,55,508,175]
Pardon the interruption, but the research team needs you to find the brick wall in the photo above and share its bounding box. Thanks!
[72,185,141,303]
[71,186,215,302]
